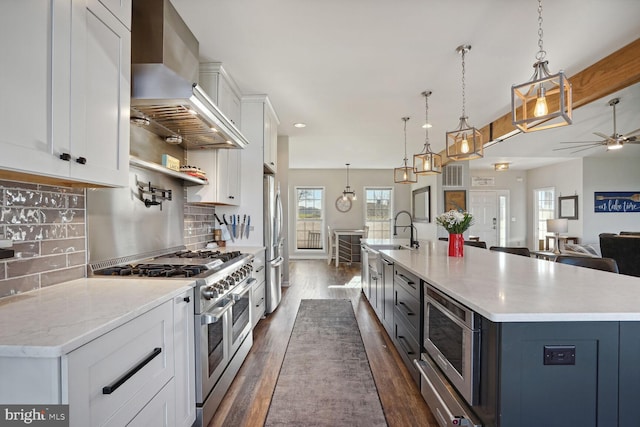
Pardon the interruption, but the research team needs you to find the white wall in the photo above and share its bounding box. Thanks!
[287,168,411,258]
[525,158,584,248]
[582,157,640,243]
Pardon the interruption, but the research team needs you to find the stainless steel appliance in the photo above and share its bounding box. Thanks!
[264,175,284,313]
[130,0,249,150]
[419,283,483,427]
[91,249,254,427]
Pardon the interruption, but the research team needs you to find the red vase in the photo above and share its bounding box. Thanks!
[448,233,464,257]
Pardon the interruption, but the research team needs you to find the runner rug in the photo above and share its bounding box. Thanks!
[265,299,387,426]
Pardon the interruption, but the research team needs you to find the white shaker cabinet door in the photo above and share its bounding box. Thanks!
[0,0,72,180]
[69,0,130,187]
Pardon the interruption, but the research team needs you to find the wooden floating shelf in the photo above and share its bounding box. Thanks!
[129,156,208,185]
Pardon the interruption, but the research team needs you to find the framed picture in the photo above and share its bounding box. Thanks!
[444,190,466,212]
[594,191,640,213]
[412,186,431,223]
[559,195,578,220]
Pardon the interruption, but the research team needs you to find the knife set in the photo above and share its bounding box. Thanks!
[214,213,251,242]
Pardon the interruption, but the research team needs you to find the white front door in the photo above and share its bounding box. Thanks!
[468,191,498,247]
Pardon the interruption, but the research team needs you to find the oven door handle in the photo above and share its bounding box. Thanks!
[232,278,256,300]
[201,299,234,325]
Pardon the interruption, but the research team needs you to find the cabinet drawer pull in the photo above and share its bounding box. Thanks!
[76,156,87,164]
[255,266,265,273]
[183,296,191,303]
[102,347,162,395]
[59,153,71,161]
[256,297,264,307]
[398,301,414,316]
[397,335,414,355]
[228,196,235,199]
[382,259,393,265]
[398,273,416,288]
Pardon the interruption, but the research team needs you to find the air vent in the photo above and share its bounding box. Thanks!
[443,164,463,187]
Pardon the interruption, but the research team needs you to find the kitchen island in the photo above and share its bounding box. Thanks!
[371,240,640,427]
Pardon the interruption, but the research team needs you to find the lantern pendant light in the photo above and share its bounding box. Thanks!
[446,45,483,161]
[341,163,356,200]
[413,91,442,175]
[394,117,417,184]
[511,0,572,132]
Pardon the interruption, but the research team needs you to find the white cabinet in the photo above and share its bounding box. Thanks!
[98,0,132,29]
[187,149,241,206]
[0,0,130,187]
[241,95,280,174]
[173,290,196,427]
[200,63,242,128]
[65,300,175,426]
[251,250,267,328]
[0,289,194,427]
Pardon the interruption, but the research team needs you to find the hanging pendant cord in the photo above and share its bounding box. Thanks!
[403,118,409,164]
[424,92,431,152]
[461,48,466,118]
[535,0,546,61]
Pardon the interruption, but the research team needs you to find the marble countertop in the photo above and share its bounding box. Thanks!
[0,278,194,357]
[380,240,640,323]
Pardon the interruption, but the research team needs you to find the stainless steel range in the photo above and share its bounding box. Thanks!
[91,248,255,427]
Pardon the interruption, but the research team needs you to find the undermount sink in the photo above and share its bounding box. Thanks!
[370,244,413,251]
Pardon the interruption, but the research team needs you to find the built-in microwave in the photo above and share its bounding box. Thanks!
[423,284,482,406]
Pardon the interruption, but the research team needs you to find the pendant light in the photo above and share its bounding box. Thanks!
[511,0,572,132]
[446,45,483,161]
[394,117,417,184]
[341,163,356,200]
[413,91,442,175]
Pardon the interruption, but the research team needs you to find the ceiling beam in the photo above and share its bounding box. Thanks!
[441,37,640,164]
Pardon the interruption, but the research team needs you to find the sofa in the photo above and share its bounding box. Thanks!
[599,233,640,277]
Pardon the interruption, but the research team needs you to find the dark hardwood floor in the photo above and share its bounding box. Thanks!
[208,260,437,427]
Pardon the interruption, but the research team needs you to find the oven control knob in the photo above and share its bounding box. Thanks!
[201,286,218,300]
[215,283,225,292]
[225,277,235,288]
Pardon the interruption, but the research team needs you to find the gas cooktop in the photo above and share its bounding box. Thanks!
[92,250,245,279]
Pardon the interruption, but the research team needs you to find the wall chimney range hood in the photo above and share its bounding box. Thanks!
[131,0,248,150]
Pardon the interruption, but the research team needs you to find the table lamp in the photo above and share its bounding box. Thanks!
[547,218,569,254]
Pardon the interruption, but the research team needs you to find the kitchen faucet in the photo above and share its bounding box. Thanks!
[393,210,419,248]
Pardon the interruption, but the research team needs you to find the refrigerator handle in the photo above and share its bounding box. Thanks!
[275,188,283,244]
[271,256,284,268]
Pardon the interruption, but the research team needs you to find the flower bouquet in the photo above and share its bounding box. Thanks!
[436,210,474,257]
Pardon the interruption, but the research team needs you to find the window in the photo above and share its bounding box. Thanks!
[364,187,393,239]
[295,187,324,250]
[534,187,555,249]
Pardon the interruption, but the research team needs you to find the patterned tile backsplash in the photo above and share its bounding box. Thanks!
[0,179,217,299]
[0,180,87,298]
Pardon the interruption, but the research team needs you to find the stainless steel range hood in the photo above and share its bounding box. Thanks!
[131,0,248,150]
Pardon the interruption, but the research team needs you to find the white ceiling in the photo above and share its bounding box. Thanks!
[171,0,640,170]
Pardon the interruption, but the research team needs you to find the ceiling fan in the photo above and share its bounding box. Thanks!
[553,97,640,153]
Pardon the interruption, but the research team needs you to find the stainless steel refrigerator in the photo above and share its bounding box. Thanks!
[264,175,284,313]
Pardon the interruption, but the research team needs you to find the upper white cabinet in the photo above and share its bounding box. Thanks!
[199,63,242,129]
[241,95,280,174]
[186,149,241,206]
[98,0,132,29]
[0,0,130,187]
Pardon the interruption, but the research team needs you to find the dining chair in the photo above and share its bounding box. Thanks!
[489,246,531,257]
[555,255,619,273]
[464,240,487,249]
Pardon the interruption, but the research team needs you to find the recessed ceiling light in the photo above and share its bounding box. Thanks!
[422,123,433,129]
[293,123,306,128]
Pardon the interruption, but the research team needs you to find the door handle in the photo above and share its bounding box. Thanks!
[493,217,497,230]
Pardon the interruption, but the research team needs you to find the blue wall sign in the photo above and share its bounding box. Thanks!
[594,192,640,213]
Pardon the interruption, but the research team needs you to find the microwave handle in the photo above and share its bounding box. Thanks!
[426,297,471,331]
